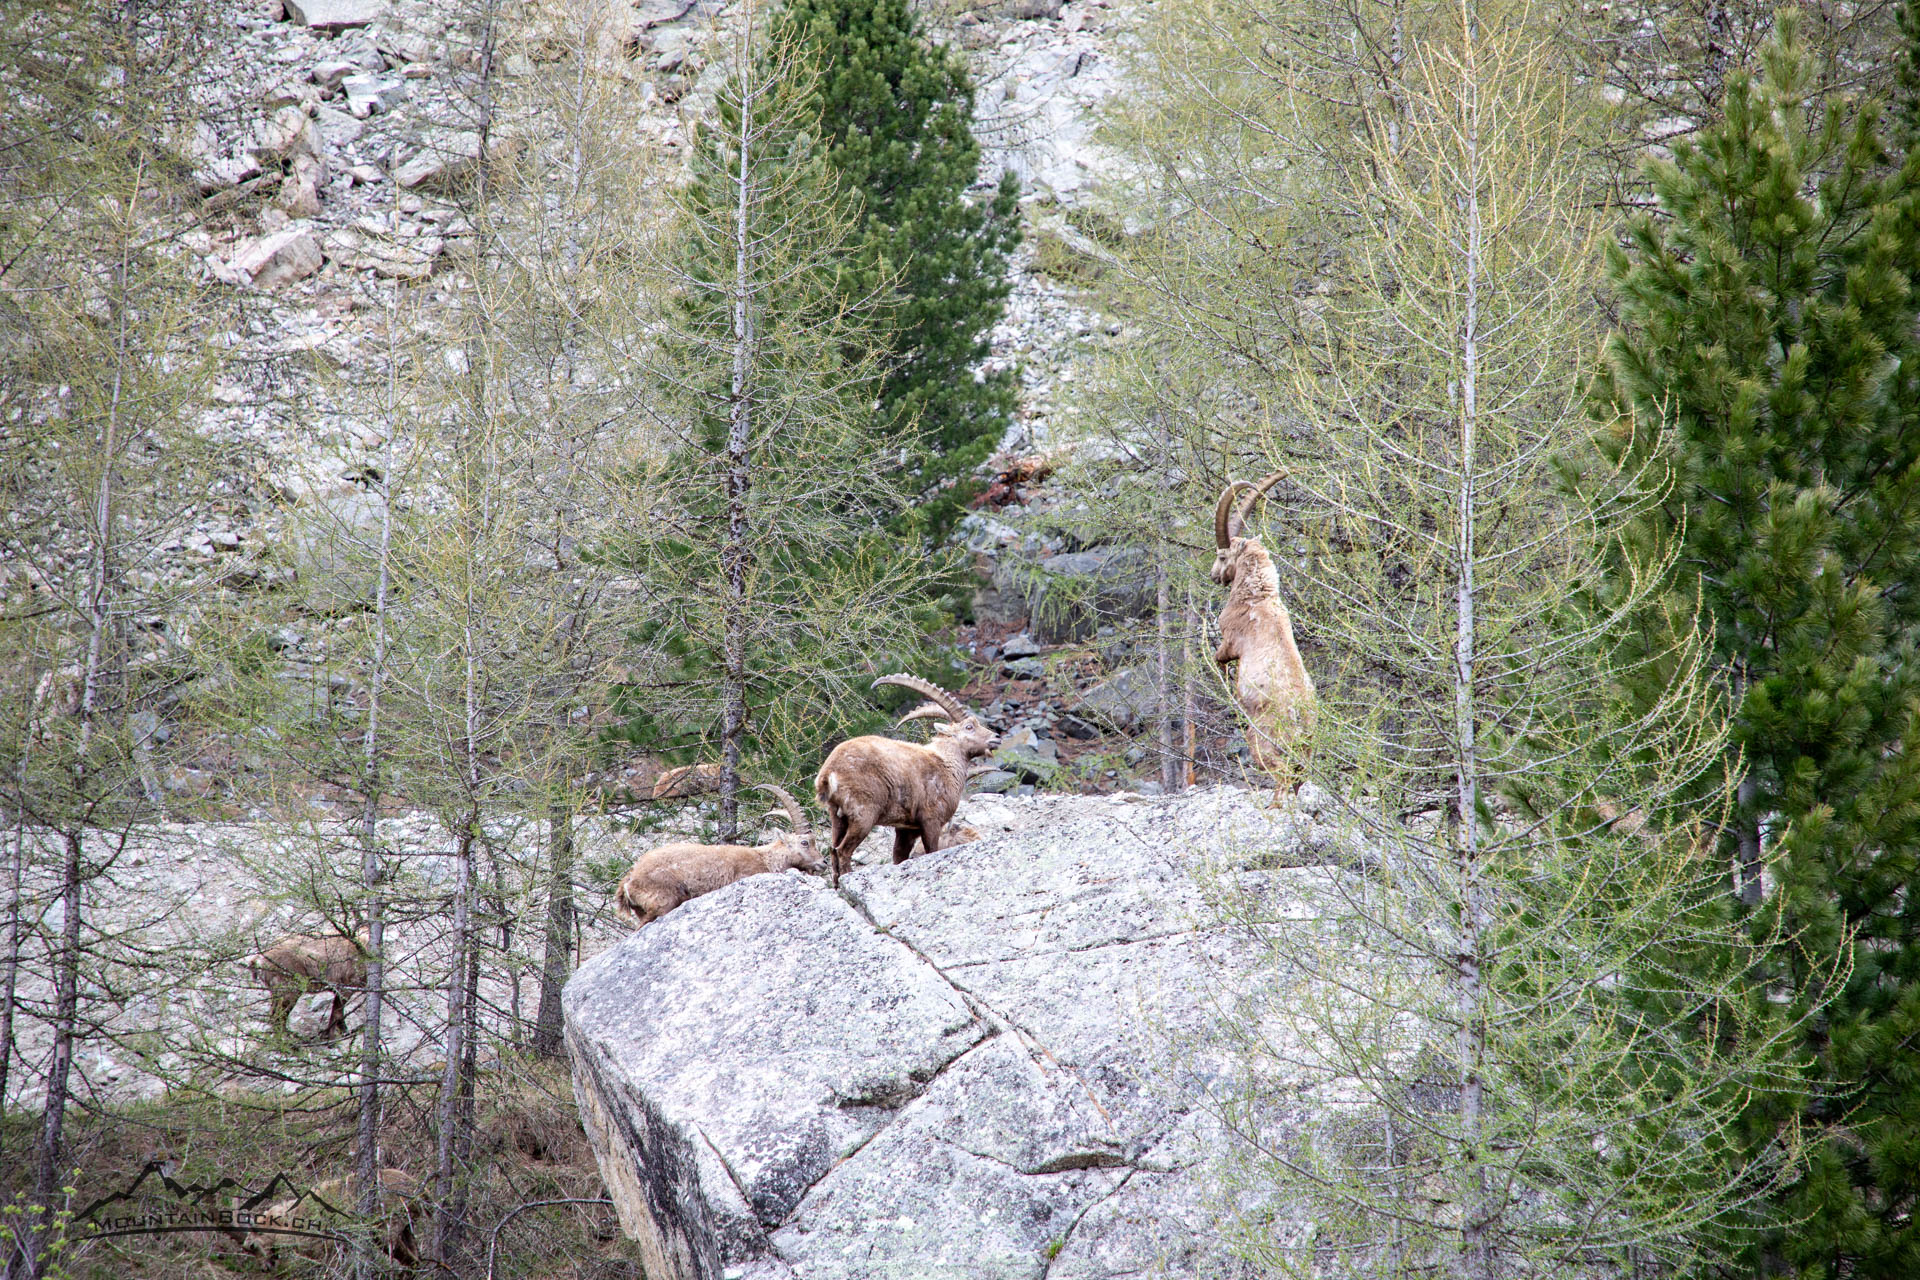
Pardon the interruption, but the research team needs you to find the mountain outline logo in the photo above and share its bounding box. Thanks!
[75,1161,350,1243]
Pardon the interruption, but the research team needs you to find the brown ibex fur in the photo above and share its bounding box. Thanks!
[614,785,824,927]
[814,675,1000,884]
[231,1167,419,1268]
[247,928,368,1039]
[1211,474,1316,790]
[650,761,725,801]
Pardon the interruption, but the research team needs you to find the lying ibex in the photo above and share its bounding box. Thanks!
[651,761,725,801]
[614,784,824,926]
[1211,474,1316,789]
[231,1167,419,1269]
[814,675,1001,884]
[247,928,368,1040]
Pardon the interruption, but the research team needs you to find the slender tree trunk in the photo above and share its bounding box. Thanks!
[443,915,482,1267]
[24,830,84,1280]
[533,799,574,1058]
[0,733,32,1139]
[1181,588,1198,789]
[1734,772,1763,905]
[1452,9,1491,1275]
[718,11,758,841]
[437,16,495,1246]
[354,412,396,1279]
[1156,554,1180,792]
[483,839,517,1048]
[435,824,475,1266]
[22,218,133,1278]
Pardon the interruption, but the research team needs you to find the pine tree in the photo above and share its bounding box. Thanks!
[774,0,1021,539]
[1593,20,1920,1277]
[631,0,941,839]
[1898,0,1920,155]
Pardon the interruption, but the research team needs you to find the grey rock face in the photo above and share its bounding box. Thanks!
[970,768,1020,794]
[565,873,987,1276]
[1001,631,1043,659]
[566,788,1349,1279]
[226,227,324,288]
[281,489,385,608]
[1076,664,1157,732]
[340,71,407,116]
[993,726,1060,784]
[1000,546,1155,643]
[284,0,386,31]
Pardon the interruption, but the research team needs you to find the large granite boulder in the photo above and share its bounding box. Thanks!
[994,546,1156,643]
[564,787,1353,1280]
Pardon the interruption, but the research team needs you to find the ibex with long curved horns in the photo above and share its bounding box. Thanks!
[1211,473,1316,789]
[814,675,1001,884]
[613,785,824,926]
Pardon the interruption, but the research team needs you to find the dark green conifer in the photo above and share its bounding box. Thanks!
[1593,21,1920,1277]
[775,0,1022,538]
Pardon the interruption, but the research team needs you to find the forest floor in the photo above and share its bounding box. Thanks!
[0,1058,637,1279]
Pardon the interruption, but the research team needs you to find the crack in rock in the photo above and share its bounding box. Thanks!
[1039,1168,1137,1279]
[565,787,1345,1279]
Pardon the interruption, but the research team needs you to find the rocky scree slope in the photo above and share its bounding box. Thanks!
[563,785,1356,1280]
[110,0,1141,809]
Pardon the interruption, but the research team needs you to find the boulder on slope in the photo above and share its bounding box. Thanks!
[564,787,1358,1279]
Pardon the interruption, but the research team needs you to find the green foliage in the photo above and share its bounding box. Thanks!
[773,0,1021,540]
[626,14,946,824]
[1592,20,1920,1277]
[1092,0,1814,1272]
[1897,0,1920,156]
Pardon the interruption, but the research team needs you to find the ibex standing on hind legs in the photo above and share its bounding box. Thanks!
[1211,473,1317,796]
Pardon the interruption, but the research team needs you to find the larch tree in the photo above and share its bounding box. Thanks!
[1101,0,1819,1274]
[1592,19,1920,1278]
[0,3,240,1275]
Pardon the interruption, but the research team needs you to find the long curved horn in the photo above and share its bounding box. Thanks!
[1233,471,1286,537]
[897,703,950,727]
[873,673,965,723]
[1214,481,1249,548]
[754,784,812,843]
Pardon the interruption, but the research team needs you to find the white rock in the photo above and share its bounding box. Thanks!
[565,789,1357,1277]
[285,991,338,1039]
[253,104,322,165]
[315,104,365,147]
[311,58,358,92]
[284,0,386,31]
[341,72,406,116]
[226,228,324,289]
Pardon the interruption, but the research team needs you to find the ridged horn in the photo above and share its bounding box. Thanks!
[897,703,950,727]
[754,784,812,843]
[1214,480,1250,548]
[873,673,964,723]
[1233,471,1286,537]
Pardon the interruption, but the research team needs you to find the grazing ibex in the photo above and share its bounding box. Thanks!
[247,928,368,1040]
[814,675,1001,884]
[1211,473,1316,790]
[614,784,824,927]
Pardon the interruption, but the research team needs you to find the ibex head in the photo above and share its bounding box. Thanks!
[755,784,826,874]
[1212,472,1285,586]
[875,674,1000,758]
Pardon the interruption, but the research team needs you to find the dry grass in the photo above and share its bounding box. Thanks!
[1,1057,639,1279]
